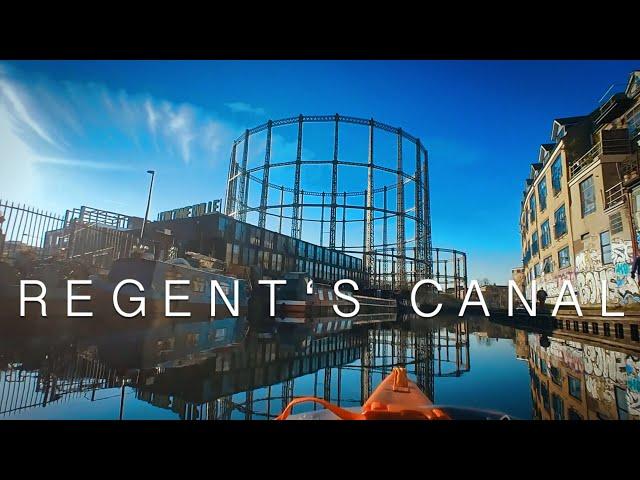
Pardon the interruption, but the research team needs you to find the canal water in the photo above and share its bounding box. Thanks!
[0,314,638,420]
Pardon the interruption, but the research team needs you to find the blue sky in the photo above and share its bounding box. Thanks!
[1,60,638,283]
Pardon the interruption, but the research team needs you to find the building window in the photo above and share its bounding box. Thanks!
[543,256,553,274]
[558,246,571,269]
[579,176,596,217]
[626,104,640,139]
[541,220,551,248]
[249,227,260,246]
[538,177,547,211]
[609,212,624,235]
[550,366,562,385]
[541,383,550,411]
[552,394,565,420]
[532,231,539,255]
[600,230,612,264]
[262,232,271,249]
[551,155,563,194]
[554,205,567,238]
[234,223,246,242]
[568,375,581,400]
[534,263,541,277]
[529,194,536,222]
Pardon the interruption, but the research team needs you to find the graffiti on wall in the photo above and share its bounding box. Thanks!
[537,270,576,302]
[574,238,640,305]
[530,334,640,418]
[627,356,640,416]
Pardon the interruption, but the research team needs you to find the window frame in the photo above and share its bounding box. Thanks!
[551,155,563,195]
[598,230,612,265]
[579,175,596,217]
[558,246,571,269]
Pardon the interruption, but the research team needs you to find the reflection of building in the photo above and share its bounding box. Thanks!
[527,332,640,420]
[520,70,640,306]
[515,329,529,361]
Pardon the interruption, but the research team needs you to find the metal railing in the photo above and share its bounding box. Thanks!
[569,144,600,178]
[0,198,139,270]
[604,182,625,210]
[0,199,66,261]
[569,134,633,179]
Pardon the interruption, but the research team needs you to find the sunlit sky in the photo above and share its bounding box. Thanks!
[1,60,638,283]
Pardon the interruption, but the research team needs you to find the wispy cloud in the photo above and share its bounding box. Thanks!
[225,101,266,116]
[33,156,135,171]
[0,64,239,170]
[0,63,245,208]
[0,78,61,149]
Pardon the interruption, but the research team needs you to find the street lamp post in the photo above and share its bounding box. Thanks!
[140,170,155,241]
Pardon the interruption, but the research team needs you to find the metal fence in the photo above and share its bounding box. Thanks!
[0,199,66,261]
[0,199,139,270]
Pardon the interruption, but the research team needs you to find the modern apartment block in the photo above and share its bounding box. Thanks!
[520,70,640,306]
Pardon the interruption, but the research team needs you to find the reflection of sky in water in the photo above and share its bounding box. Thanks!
[434,335,531,419]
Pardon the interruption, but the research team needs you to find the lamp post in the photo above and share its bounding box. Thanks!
[140,170,155,241]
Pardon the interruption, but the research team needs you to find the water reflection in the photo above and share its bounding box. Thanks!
[0,313,638,420]
[527,332,640,420]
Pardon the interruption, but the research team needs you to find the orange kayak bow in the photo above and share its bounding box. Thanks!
[276,367,451,420]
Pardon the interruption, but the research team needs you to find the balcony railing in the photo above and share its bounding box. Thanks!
[569,133,633,179]
[569,144,600,178]
[604,182,624,210]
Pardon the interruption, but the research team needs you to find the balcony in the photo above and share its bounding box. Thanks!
[604,182,624,210]
[569,129,633,179]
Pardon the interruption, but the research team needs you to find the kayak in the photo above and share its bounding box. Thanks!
[276,367,512,420]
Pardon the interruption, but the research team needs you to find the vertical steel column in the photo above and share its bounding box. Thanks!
[365,119,375,276]
[414,140,424,277]
[291,115,304,239]
[396,129,406,287]
[299,190,305,238]
[435,248,440,284]
[383,186,388,284]
[391,247,396,291]
[423,148,432,278]
[444,260,448,293]
[453,250,458,298]
[330,114,339,248]
[278,186,284,234]
[238,130,250,221]
[224,143,238,215]
[463,252,468,297]
[341,192,347,251]
[362,191,367,286]
[320,192,325,246]
[258,120,272,229]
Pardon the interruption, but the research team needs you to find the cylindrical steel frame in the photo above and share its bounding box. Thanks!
[223,114,435,290]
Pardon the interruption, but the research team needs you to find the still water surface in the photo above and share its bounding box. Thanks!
[1,314,638,420]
